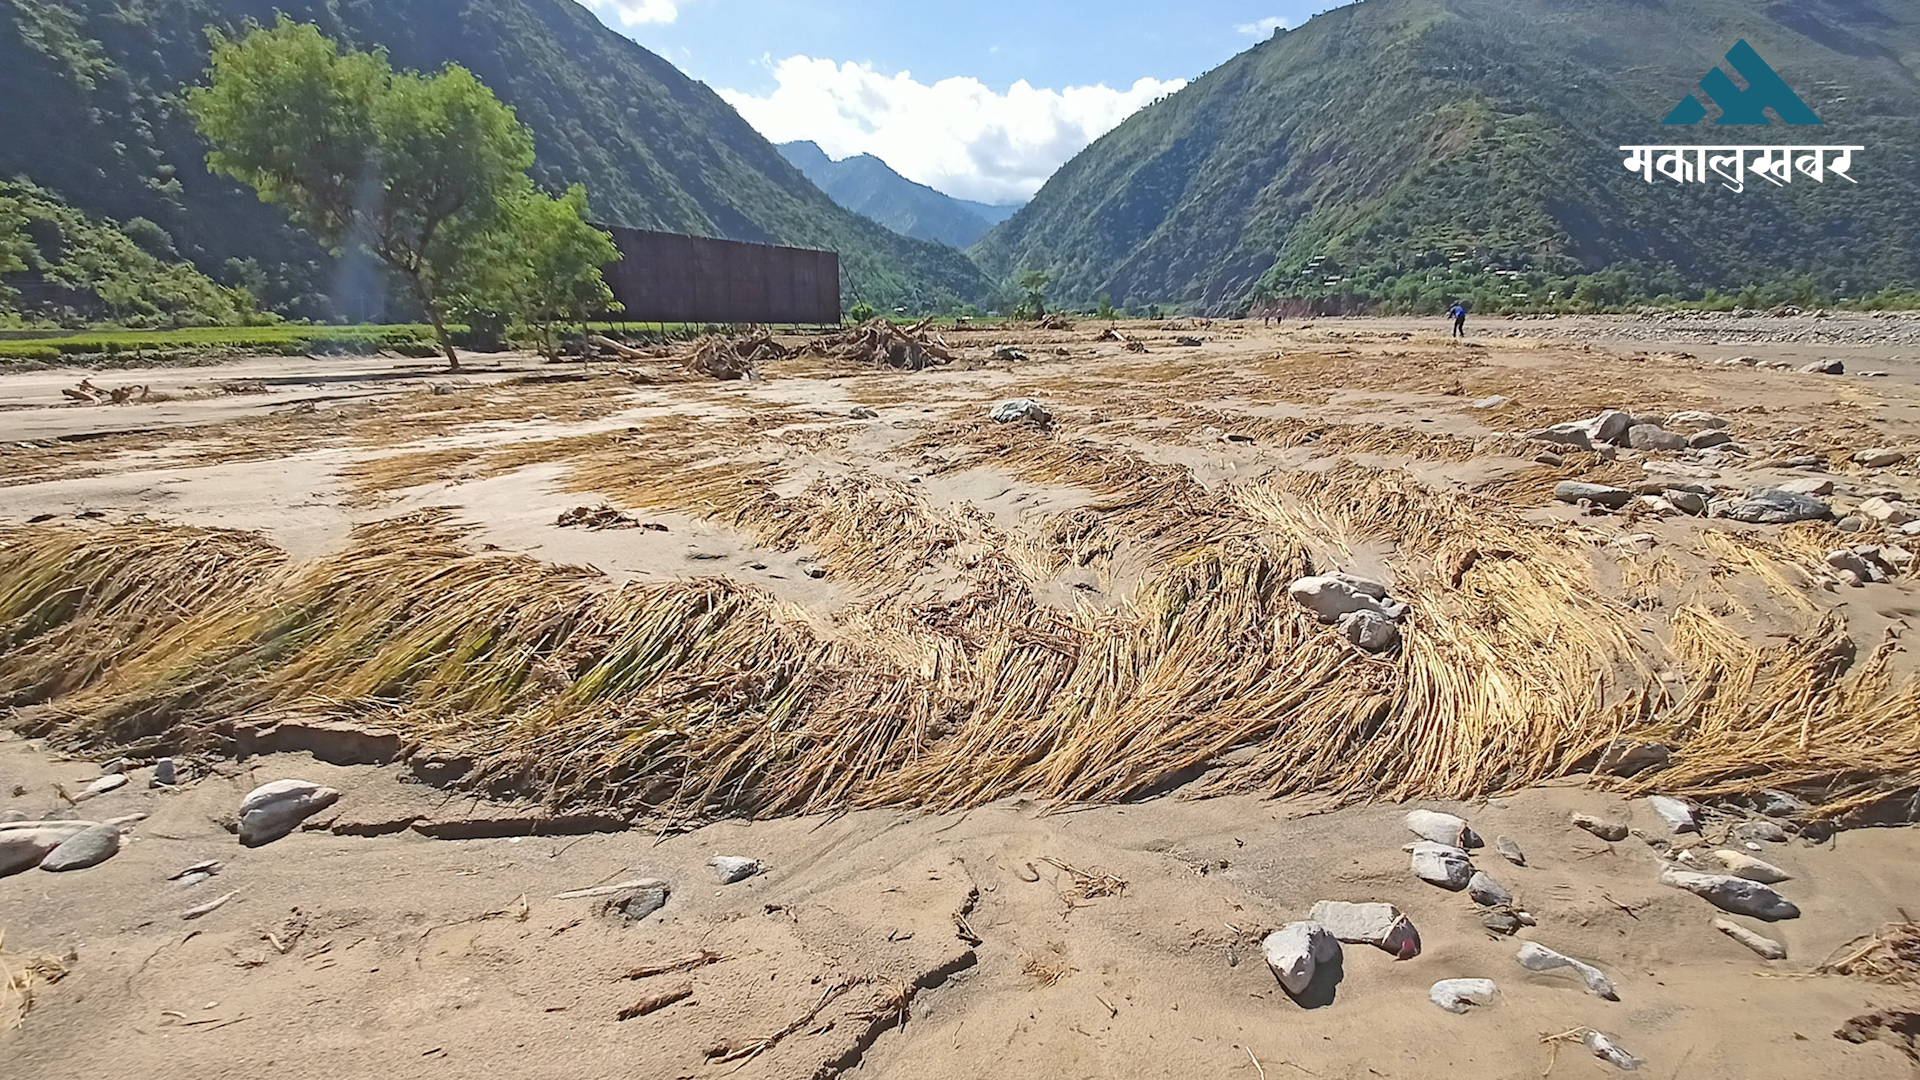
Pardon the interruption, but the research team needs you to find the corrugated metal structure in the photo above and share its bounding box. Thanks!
[601,227,841,325]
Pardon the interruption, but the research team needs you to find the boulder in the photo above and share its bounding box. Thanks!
[1405,809,1482,848]
[1468,871,1512,907]
[1627,425,1687,451]
[1660,868,1800,920]
[1711,850,1791,884]
[1263,921,1341,996]
[989,399,1052,427]
[1554,481,1632,509]
[1526,423,1594,451]
[1572,813,1629,841]
[0,821,96,876]
[1589,410,1634,446]
[708,856,763,884]
[1516,942,1618,999]
[1854,448,1908,468]
[1308,900,1421,957]
[1407,841,1473,890]
[1722,489,1832,525]
[237,779,342,847]
[1713,918,1787,960]
[38,821,123,872]
[1429,978,1498,1014]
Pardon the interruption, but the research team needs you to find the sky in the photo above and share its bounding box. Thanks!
[577,0,1350,205]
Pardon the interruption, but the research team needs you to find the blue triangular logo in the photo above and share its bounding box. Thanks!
[1663,40,1823,125]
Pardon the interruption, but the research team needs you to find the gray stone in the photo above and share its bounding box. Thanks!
[151,757,177,787]
[75,774,127,801]
[1628,425,1687,451]
[1721,489,1832,525]
[0,821,96,876]
[1731,820,1790,845]
[1263,921,1341,996]
[237,779,342,847]
[1689,430,1734,449]
[1555,481,1632,509]
[1660,868,1800,920]
[1405,809,1481,848]
[1669,411,1729,429]
[989,398,1052,426]
[1838,515,1868,533]
[1591,740,1672,777]
[1308,900,1421,957]
[1482,911,1523,935]
[598,883,671,925]
[38,821,122,871]
[708,856,763,884]
[1526,423,1594,451]
[992,346,1028,362]
[1711,850,1791,884]
[1666,489,1708,516]
[1468,871,1512,907]
[1859,497,1915,526]
[1407,841,1473,890]
[1534,451,1565,467]
[1472,395,1511,409]
[1713,918,1787,960]
[1584,1031,1642,1071]
[1495,835,1526,867]
[1430,978,1498,1014]
[1572,813,1628,842]
[1828,550,1874,582]
[1337,610,1401,652]
[1801,359,1844,375]
[1648,795,1698,833]
[848,406,878,420]
[1590,410,1634,446]
[1854,448,1908,468]
[1516,941,1618,999]
[1777,477,1835,496]
[1289,576,1405,624]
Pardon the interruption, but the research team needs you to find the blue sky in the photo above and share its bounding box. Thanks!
[579,0,1350,203]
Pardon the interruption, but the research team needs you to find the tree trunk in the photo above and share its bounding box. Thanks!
[408,269,461,372]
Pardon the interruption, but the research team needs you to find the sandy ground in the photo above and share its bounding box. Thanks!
[5,316,1920,1077]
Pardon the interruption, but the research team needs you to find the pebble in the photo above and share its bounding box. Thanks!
[1534,451,1565,467]
[1429,978,1498,1014]
[1482,911,1523,935]
[1495,835,1526,867]
[1837,515,1868,533]
[151,757,177,787]
[1554,481,1632,509]
[38,821,123,871]
[1731,820,1790,844]
[1647,795,1698,833]
[1584,1030,1643,1071]
[708,856,763,884]
[1515,942,1618,999]
[1526,423,1594,451]
[600,883,671,925]
[989,398,1052,427]
[1721,488,1833,524]
[1572,813,1628,842]
[1407,841,1474,891]
[1711,850,1791,883]
[1405,809,1481,848]
[1263,921,1341,996]
[1308,900,1421,957]
[1468,871,1512,907]
[237,779,342,847]
[1660,868,1800,920]
[1713,918,1787,960]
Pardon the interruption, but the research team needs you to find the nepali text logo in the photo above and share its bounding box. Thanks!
[1623,40,1859,193]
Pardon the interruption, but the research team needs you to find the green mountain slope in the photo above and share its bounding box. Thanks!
[779,140,1021,250]
[0,0,988,318]
[972,0,1920,313]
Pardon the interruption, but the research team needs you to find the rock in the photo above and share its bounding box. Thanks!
[1837,569,1864,588]
[1660,868,1800,920]
[151,757,177,787]
[237,779,342,847]
[848,406,878,420]
[1829,550,1874,582]
[1328,572,1390,599]
[1584,1030,1643,1071]
[1838,515,1868,533]
[1336,610,1401,652]
[1495,835,1526,866]
[1859,497,1915,526]
[1627,425,1686,451]
[1777,477,1835,496]
[1616,528,1660,547]
[1688,432,1733,451]
[1713,918,1787,960]
[1288,576,1405,624]
[1801,359,1844,375]
[1516,941,1618,999]
[992,346,1028,362]
[708,856,763,884]
[1526,423,1594,451]
[1669,411,1729,429]
[1430,978,1498,1014]
[1721,489,1832,525]
[1589,740,1672,777]
[1534,452,1565,467]
[1880,545,1915,571]
[101,758,126,775]
[1482,911,1523,935]
[1405,809,1481,848]
[1666,489,1709,515]
[989,398,1052,427]
[1308,901,1421,957]
[1647,795,1698,833]
[37,821,123,871]
[598,882,671,925]
[1589,410,1633,446]
[1732,820,1790,845]
[1711,850,1791,884]
[1468,871,1512,907]
[0,821,96,876]
[1263,921,1341,996]
[75,774,127,801]
[1555,481,1632,509]
[1407,841,1473,890]
[1572,813,1628,842]
[1472,395,1511,409]
[1750,790,1810,818]
[1854,448,1908,468]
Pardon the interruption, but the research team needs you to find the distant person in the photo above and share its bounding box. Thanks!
[1448,302,1468,338]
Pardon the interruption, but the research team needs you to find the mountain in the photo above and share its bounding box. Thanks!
[972,0,1920,314]
[0,0,989,320]
[778,141,1023,250]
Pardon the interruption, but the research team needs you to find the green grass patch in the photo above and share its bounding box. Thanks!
[0,324,446,365]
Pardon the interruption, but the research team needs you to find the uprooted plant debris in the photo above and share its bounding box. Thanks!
[683,331,793,381]
[1096,327,1148,352]
[1818,912,1920,985]
[810,318,955,371]
[556,504,665,532]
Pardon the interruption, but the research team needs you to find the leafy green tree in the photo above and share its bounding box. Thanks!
[1016,269,1052,319]
[847,300,877,323]
[454,184,618,361]
[188,19,535,370]
[1096,293,1115,321]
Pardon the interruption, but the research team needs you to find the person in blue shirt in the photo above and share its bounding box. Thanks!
[1448,302,1468,338]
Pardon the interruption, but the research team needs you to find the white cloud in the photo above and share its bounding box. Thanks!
[1235,16,1290,37]
[583,0,681,26]
[720,57,1184,204]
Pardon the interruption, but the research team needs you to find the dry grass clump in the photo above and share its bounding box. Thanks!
[1,931,68,1031]
[809,319,955,370]
[1818,912,1920,985]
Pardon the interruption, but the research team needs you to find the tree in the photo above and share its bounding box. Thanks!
[1016,269,1052,320]
[1096,293,1116,321]
[0,195,24,318]
[188,19,536,370]
[453,184,618,361]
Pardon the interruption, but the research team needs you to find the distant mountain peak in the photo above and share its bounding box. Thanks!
[778,142,1021,250]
